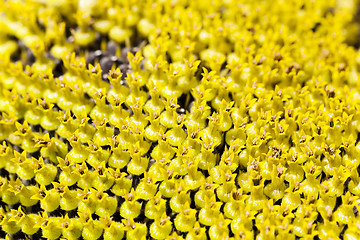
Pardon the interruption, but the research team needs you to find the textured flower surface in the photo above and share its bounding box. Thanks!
[1,0,360,239]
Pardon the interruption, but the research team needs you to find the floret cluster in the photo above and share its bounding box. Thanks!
[1,0,360,239]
